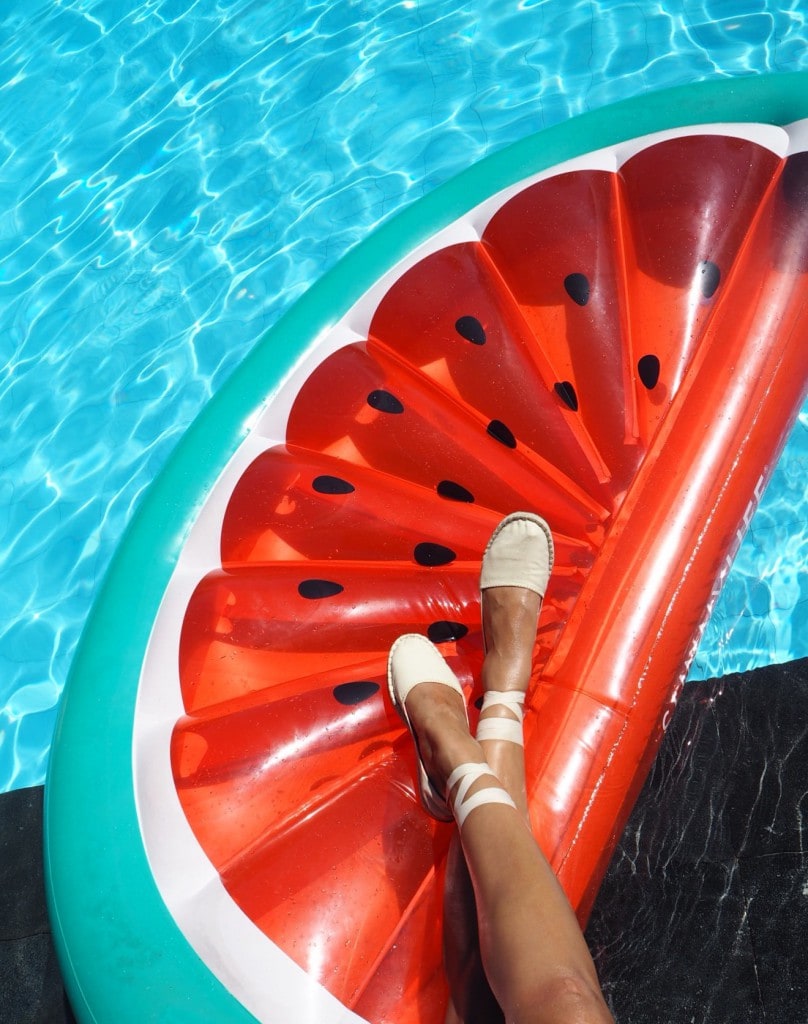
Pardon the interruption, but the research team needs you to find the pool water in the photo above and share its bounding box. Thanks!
[2,0,807,793]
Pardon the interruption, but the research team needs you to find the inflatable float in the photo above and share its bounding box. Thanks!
[46,74,808,1024]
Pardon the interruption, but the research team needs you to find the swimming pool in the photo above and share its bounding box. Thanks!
[2,0,807,795]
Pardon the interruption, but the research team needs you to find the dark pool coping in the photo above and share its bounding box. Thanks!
[7,656,808,1022]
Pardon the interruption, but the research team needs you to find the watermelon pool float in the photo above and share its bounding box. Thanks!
[46,75,808,1024]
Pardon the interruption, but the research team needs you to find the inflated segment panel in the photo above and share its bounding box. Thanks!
[131,118,808,1024]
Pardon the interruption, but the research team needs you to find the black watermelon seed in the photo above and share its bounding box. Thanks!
[699,260,720,298]
[333,681,379,706]
[554,381,579,411]
[428,621,469,643]
[312,474,355,495]
[564,272,590,306]
[455,315,486,345]
[486,419,517,448]
[414,542,456,567]
[474,695,484,711]
[437,480,475,503]
[298,579,344,599]
[367,389,404,414]
[638,354,660,390]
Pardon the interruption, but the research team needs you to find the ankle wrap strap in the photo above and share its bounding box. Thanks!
[475,691,525,745]
[446,762,517,830]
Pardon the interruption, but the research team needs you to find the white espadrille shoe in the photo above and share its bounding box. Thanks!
[387,633,467,822]
[479,511,554,598]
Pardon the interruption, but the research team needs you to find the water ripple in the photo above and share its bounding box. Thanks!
[1,0,807,789]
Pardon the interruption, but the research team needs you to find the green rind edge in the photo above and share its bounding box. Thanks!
[44,73,808,1023]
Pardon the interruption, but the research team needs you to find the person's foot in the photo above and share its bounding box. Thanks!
[473,588,538,775]
[403,677,481,795]
[476,514,552,817]
[400,676,514,828]
[480,584,540,695]
[388,634,486,817]
[479,512,552,717]
[388,636,518,828]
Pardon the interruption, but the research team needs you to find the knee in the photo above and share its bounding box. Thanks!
[520,971,614,1024]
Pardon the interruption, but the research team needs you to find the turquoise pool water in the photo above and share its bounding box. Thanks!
[2,0,807,793]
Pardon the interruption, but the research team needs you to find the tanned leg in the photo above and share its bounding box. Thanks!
[403,676,614,1024]
[442,583,538,1024]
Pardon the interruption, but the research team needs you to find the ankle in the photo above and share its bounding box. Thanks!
[481,588,540,681]
[407,689,478,793]
[479,690,525,719]
[480,648,533,699]
[446,761,518,830]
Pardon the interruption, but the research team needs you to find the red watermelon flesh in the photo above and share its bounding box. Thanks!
[168,128,808,1022]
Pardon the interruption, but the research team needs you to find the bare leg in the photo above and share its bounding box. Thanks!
[403,678,613,1024]
[477,583,539,816]
[442,584,538,1023]
[442,836,501,1024]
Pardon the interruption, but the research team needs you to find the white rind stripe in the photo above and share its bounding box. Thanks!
[132,118,795,1024]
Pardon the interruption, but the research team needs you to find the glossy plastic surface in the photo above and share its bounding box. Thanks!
[44,76,808,1024]
[172,128,808,1016]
